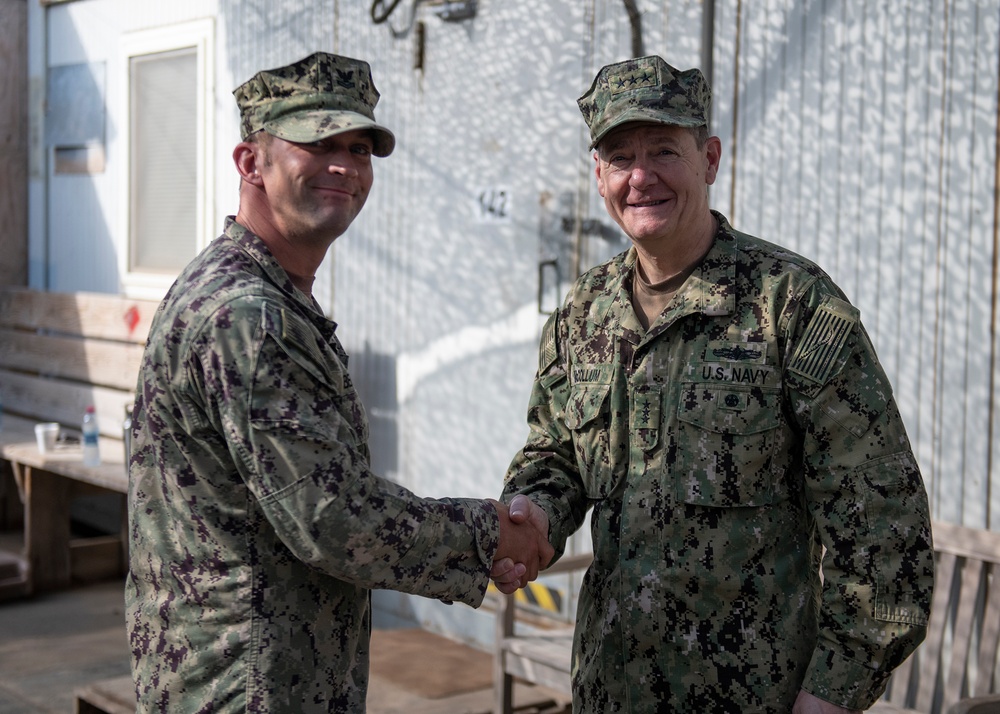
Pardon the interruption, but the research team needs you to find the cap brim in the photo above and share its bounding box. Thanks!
[263,109,395,157]
[590,107,704,150]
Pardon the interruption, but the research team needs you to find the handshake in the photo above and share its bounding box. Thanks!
[489,494,555,595]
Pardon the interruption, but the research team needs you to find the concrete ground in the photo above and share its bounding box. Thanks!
[0,577,570,714]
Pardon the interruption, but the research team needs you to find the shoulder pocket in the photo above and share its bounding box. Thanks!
[860,453,932,625]
[261,303,341,391]
[253,303,367,447]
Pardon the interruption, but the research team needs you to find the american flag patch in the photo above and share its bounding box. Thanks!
[539,313,558,372]
[788,297,859,385]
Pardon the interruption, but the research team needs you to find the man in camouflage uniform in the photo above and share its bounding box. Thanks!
[500,56,934,713]
[126,52,551,713]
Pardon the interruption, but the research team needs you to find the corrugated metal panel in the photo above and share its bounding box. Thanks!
[713,0,1000,528]
[332,1,593,495]
[219,0,339,101]
[323,1,709,502]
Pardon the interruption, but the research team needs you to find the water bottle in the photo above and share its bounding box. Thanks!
[82,405,101,467]
[123,403,133,465]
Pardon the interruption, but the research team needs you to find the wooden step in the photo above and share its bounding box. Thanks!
[74,675,135,714]
[0,574,30,602]
[0,549,22,580]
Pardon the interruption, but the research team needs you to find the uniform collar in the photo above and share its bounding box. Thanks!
[668,210,738,318]
[222,216,332,324]
[598,210,738,343]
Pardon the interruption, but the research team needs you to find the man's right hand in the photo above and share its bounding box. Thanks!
[489,496,554,593]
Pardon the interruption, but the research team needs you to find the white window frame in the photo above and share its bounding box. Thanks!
[118,19,214,299]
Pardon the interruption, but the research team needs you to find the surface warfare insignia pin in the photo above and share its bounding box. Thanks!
[788,296,859,385]
[713,345,762,361]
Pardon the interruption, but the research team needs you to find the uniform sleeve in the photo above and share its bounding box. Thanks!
[192,298,498,608]
[784,286,935,709]
[501,309,589,560]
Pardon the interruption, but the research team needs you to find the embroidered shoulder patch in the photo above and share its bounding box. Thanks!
[539,311,559,373]
[788,296,859,385]
[281,308,313,347]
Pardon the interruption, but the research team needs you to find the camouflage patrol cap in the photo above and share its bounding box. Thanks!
[577,55,711,150]
[234,52,395,157]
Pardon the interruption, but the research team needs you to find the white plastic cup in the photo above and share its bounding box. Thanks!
[34,422,60,454]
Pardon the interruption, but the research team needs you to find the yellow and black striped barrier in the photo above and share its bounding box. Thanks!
[488,579,564,613]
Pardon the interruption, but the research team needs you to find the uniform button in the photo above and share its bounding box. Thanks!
[725,394,740,407]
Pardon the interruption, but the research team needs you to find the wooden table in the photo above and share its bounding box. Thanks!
[1,414,128,597]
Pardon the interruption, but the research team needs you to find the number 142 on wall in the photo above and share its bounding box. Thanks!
[477,188,510,223]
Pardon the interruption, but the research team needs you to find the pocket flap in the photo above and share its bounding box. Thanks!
[564,384,611,430]
[678,384,781,435]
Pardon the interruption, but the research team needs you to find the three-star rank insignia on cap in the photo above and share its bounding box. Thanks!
[788,296,859,386]
[608,63,660,96]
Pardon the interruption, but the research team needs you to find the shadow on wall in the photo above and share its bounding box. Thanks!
[352,345,399,480]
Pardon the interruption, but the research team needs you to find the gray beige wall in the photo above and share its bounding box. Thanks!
[0,0,27,287]
[709,1,1000,529]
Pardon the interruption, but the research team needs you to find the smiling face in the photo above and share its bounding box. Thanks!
[253,129,375,246]
[595,123,721,255]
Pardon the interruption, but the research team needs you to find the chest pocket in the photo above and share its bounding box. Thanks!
[564,383,619,499]
[676,382,781,507]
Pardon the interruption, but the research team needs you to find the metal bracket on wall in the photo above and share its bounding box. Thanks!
[429,0,477,22]
[538,259,560,315]
[372,0,476,33]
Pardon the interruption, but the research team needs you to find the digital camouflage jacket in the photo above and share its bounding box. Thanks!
[503,212,934,713]
[126,218,499,713]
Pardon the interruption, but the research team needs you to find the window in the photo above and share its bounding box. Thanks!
[130,48,197,272]
[120,20,213,296]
